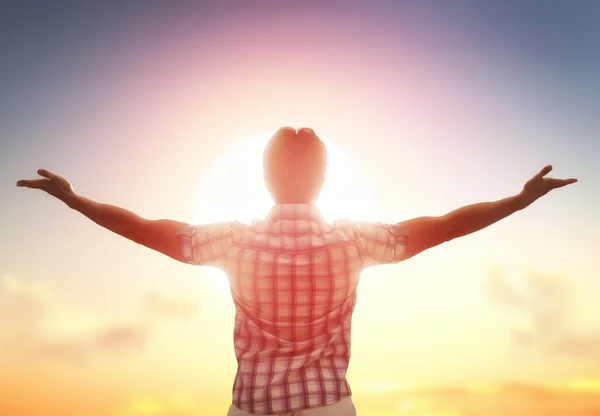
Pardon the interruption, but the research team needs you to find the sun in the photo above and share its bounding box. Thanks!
[195,132,379,294]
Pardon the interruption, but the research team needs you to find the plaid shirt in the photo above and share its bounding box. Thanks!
[178,204,408,415]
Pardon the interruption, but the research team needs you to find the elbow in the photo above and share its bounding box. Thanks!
[444,230,457,242]
[441,216,460,242]
[127,228,147,246]
[443,223,466,243]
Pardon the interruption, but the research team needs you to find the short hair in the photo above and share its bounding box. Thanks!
[263,127,328,202]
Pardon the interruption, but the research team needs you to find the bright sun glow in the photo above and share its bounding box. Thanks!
[195,132,379,294]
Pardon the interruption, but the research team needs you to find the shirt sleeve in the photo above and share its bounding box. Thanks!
[348,221,409,267]
[176,222,235,269]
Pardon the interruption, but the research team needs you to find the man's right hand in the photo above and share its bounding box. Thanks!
[17,168,191,262]
[17,169,76,205]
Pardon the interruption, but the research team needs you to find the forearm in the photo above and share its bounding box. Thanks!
[62,193,189,261]
[64,193,149,244]
[444,193,531,241]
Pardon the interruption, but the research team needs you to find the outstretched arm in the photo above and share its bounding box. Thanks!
[17,169,189,262]
[397,165,577,261]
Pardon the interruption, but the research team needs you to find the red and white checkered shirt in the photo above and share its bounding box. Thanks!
[178,204,408,415]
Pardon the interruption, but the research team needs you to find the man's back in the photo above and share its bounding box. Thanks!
[178,203,408,415]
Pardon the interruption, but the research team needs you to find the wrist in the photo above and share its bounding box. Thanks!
[515,191,535,210]
[63,192,81,210]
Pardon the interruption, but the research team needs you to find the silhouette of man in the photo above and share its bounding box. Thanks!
[17,127,577,415]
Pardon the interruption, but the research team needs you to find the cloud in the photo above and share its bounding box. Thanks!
[0,274,56,335]
[145,291,198,319]
[495,382,555,400]
[28,322,152,363]
[9,321,152,364]
[32,338,91,363]
[3,380,599,416]
[483,265,526,307]
[0,274,198,364]
[115,395,205,416]
[484,267,572,335]
[510,328,535,348]
[94,323,150,350]
[484,266,600,358]
[552,332,600,357]
[359,380,600,416]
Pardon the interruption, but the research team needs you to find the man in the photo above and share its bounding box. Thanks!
[17,127,577,416]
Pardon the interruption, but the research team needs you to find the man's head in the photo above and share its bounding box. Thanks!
[263,127,328,204]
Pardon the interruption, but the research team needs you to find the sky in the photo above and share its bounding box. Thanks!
[1,1,600,415]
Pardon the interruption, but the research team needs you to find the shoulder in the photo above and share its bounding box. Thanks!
[177,221,248,239]
[333,219,408,236]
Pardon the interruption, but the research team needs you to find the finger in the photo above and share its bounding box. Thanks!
[16,178,50,188]
[548,178,578,189]
[535,165,553,179]
[37,169,58,180]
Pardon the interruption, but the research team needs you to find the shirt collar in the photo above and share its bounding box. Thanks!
[266,204,324,221]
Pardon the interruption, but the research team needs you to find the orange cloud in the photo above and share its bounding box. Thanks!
[552,332,600,357]
[115,395,206,416]
[94,323,149,350]
[145,291,198,319]
[2,374,600,416]
[0,274,197,364]
[484,266,600,359]
[354,380,600,416]
[566,379,600,393]
[484,265,526,307]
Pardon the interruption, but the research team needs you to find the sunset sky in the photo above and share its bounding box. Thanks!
[1,1,599,415]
